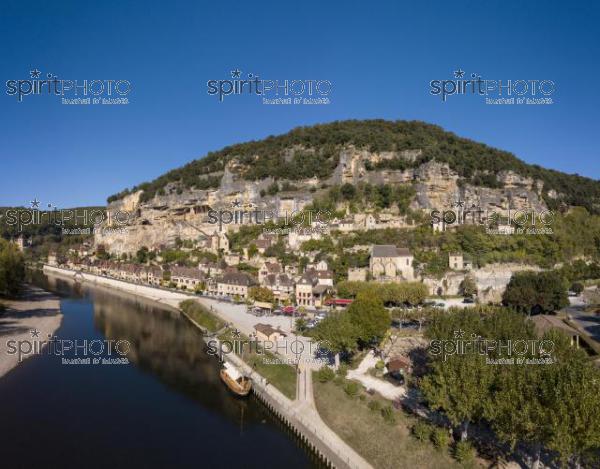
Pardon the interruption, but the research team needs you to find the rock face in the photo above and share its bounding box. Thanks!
[96,147,549,254]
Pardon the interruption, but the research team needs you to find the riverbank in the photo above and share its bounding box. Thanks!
[0,285,62,378]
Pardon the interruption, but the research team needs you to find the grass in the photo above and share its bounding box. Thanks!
[313,376,480,469]
[219,329,297,400]
[179,299,225,333]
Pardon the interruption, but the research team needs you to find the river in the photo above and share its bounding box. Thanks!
[0,271,321,468]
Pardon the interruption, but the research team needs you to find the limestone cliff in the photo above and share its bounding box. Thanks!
[96,146,548,254]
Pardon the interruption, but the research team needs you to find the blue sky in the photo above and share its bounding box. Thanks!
[1,0,599,208]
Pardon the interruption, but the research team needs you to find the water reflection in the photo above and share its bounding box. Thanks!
[0,270,319,469]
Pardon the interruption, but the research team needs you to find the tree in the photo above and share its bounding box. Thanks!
[312,314,359,368]
[544,353,600,467]
[459,275,477,297]
[247,243,258,259]
[421,352,493,441]
[502,270,568,315]
[0,239,25,297]
[136,246,149,264]
[295,317,308,333]
[248,286,275,303]
[346,294,390,346]
[422,307,531,441]
[340,183,356,200]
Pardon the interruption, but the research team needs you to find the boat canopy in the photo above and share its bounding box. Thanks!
[223,361,242,381]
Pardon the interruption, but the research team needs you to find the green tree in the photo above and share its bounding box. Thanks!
[340,183,357,200]
[248,286,275,303]
[247,243,258,258]
[459,275,477,297]
[502,270,568,314]
[0,239,25,297]
[136,246,149,264]
[346,295,390,346]
[312,314,359,368]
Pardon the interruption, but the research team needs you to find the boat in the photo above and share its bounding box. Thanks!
[220,362,252,396]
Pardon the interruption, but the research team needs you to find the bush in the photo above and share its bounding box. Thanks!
[336,363,348,378]
[344,381,361,398]
[368,400,382,412]
[381,405,396,424]
[333,376,344,386]
[432,427,450,450]
[454,440,476,463]
[359,394,366,401]
[375,360,385,370]
[317,365,335,383]
[412,421,433,442]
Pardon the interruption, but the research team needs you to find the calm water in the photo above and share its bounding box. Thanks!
[0,272,319,469]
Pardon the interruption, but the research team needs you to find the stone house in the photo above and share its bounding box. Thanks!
[370,245,414,281]
[217,271,257,299]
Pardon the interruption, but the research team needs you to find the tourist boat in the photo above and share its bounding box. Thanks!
[220,362,252,396]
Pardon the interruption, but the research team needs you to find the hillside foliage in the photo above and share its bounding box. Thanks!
[106,120,600,213]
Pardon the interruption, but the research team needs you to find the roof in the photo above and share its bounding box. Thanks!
[171,266,204,280]
[261,262,281,273]
[254,323,286,337]
[387,356,412,372]
[324,298,353,306]
[219,271,257,286]
[372,245,412,257]
[312,284,331,294]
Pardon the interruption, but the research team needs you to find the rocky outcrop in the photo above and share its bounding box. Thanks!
[96,147,548,254]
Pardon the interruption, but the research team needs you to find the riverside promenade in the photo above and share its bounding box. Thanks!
[42,265,373,469]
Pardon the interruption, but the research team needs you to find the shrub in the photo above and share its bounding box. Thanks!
[454,440,476,463]
[344,381,361,398]
[432,427,450,450]
[368,400,382,412]
[381,405,396,424]
[359,394,366,401]
[317,365,335,383]
[412,421,433,442]
[375,360,385,370]
[336,363,348,377]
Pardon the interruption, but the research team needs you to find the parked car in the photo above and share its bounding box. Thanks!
[462,297,475,304]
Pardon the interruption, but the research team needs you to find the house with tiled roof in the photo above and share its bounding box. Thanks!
[171,266,205,290]
[217,271,257,299]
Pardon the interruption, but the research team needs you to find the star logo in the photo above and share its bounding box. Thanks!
[232,329,241,338]
[30,328,40,338]
[454,68,465,78]
[30,198,40,209]
[30,69,41,78]
[231,69,241,78]
[453,200,465,208]
[453,329,465,339]
[231,199,241,208]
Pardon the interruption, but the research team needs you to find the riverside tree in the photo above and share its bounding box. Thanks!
[0,239,25,297]
[421,307,600,467]
[311,313,359,369]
